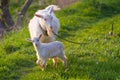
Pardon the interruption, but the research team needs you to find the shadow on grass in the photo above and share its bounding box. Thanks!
[0,54,36,80]
[4,45,20,54]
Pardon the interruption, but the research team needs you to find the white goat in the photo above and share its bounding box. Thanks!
[28,5,60,43]
[27,35,67,70]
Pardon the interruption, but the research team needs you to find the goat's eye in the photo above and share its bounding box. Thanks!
[44,19,47,21]
[37,39,39,42]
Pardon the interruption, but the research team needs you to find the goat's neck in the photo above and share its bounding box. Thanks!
[34,42,42,53]
[33,43,43,59]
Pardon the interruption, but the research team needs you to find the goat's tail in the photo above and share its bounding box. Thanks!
[45,5,61,11]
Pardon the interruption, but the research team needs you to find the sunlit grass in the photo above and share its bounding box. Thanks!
[0,0,120,80]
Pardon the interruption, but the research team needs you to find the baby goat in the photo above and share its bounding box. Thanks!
[27,35,67,70]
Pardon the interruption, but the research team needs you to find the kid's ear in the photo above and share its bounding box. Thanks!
[25,38,33,42]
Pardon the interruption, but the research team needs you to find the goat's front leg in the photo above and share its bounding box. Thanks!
[36,59,42,67]
[41,59,47,71]
[36,59,40,65]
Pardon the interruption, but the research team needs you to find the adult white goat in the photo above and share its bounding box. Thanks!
[28,5,60,43]
[27,34,67,70]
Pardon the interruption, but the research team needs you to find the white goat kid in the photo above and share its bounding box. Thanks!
[27,35,67,70]
[28,5,60,43]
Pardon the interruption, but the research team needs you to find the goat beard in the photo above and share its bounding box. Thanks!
[46,27,53,37]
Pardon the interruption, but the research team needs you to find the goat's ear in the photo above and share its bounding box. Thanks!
[26,38,33,42]
[48,6,53,14]
[34,14,43,18]
[38,34,42,39]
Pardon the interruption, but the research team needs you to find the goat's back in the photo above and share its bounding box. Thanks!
[40,41,64,58]
[28,17,42,39]
[41,41,64,50]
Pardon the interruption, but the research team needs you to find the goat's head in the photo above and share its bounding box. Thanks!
[26,34,42,46]
[34,7,54,37]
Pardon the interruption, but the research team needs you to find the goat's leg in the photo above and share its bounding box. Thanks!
[41,59,47,71]
[52,58,58,67]
[36,59,41,65]
[36,59,43,68]
[59,54,67,67]
[62,56,67,67]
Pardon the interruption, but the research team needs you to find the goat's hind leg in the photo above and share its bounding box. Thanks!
[52,58,58,67]
[59,54,67,67]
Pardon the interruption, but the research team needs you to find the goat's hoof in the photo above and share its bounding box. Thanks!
[40,65,46,71]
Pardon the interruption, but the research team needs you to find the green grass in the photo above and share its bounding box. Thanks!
[0,0,120,80]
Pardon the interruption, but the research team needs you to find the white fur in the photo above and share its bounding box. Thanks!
[28,5,60,43]
[29,37,67,70]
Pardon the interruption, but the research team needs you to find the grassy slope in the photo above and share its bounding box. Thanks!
[0,0,120,80]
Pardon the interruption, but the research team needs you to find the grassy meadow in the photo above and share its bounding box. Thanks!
[0,0,120,80]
